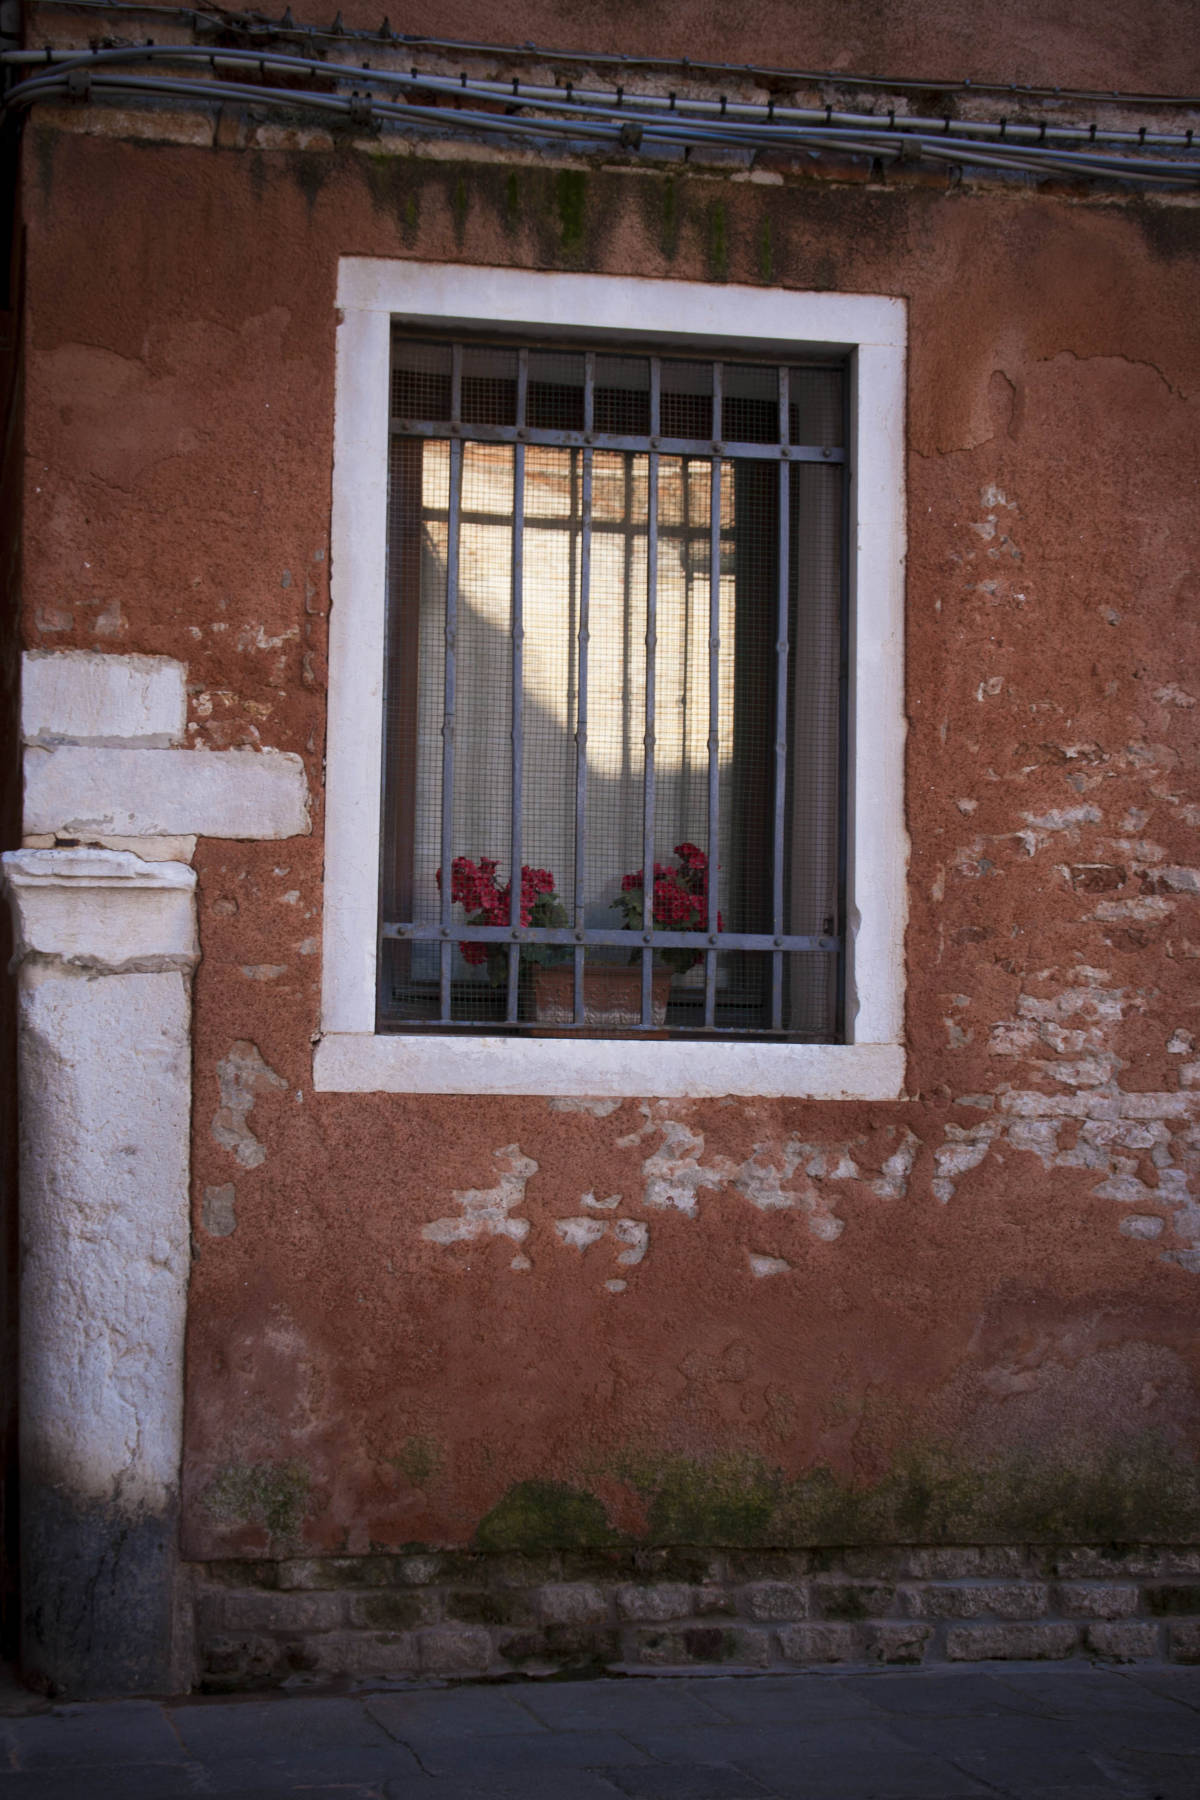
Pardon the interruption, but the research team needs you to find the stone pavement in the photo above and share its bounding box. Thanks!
[0,1666,1198,1799]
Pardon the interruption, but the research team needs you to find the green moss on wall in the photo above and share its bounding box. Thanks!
[621,1437,1200,1546]
[390,1435,440,1487]
[555,169,588,257]
[504,169,521,234]
[707,200,729,282]
[473,1480,616,1552]
[758,216,774,285]
[660,176,680,262]
[200,1461,311,1543]
[469,1435,1200,1553]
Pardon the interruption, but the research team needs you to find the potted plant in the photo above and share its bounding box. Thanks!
[437,857,569,995]
[611,841,719,976]
[531,841,719,1028]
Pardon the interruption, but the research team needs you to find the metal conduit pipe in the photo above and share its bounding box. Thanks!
[3,42,1198,152]
[3,54,1198,183]
[18,0,1200,108]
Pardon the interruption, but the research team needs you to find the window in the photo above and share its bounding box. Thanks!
[318,261,906,1097]
[381,337,846,1041]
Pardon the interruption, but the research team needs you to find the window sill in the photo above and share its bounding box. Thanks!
[312,1033,905,1099]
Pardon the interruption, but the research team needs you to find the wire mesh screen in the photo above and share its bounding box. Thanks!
[380,333,847,1038]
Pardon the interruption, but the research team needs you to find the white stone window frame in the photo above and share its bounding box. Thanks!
[317,258,907,1099]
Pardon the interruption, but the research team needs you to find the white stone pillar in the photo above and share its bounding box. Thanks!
[1,848,197,1696]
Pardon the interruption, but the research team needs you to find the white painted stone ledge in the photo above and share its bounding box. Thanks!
[315,1032,906,1100]
[22,650,187,747]
[3,848,198,970]
[25,745,311,840]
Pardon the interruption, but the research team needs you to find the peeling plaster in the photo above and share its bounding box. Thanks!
[211,1041,287,1170]
[422,1144,537,1247]
[748,1252,790,1278]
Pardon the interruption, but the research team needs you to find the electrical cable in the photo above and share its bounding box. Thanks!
[19,0,1200,108]
[3,37,1198,183]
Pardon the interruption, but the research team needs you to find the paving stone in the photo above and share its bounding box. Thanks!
[733,1748,994,1797]
[948,1746,1131,1793]
[1089,1750,1200,1800]
[606,1763,772,1798]
[367,1686,547,1738]
[621,1719,910,1764]
[842,1672,1047,1717]
[518,1679,724,1732]
[168,1694,394,1757]
[0,1772,200,1800]
[383,1777,626,1800]
[1124,1668,1200,1710]
[7,1701,186,1767]
[992,1669,1190,1715]
[182,1742,425,1790]
[875,1713,1112,1760]
[694,1675,884,1723]
[402,1729,651,1778]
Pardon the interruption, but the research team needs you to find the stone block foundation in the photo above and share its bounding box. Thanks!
[189,1545,1200,1689]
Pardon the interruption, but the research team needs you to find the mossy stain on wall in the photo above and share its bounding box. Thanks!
[555,169,588,258]
[504,169,521,234]
[200,1461,311,1544]
[450,173,469,247]
[473,1479,616,1551]
[471,1436,1200,1552]
[707,199,729,282]
[758,215,775,285]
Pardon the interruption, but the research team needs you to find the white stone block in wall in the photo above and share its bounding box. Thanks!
[18,959,193,1511]
[1,845,199,1696]
[6,848,197,968]
[22,651,187,747]
[24,745,311,839]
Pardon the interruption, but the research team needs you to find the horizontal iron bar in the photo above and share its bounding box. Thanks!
[390,418,844,463]
[383,1018,834,1039]
[383,922,839,952]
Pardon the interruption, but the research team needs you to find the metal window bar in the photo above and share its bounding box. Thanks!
[390,415,844,466]
[573,354,595,1026]
[438,345,464,1023]
[383,334,847,1041]
[641,359,661,1028]
[772,365,791,1033]
[704,366,723,1030]
[507,349,528,1023]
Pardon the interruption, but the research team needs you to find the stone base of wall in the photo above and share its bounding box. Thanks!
[189,1545,1200,1690]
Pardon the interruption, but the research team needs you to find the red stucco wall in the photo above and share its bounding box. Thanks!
[18,10,1200,1558]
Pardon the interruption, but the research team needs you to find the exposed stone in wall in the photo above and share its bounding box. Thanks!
[211,1043,288,1171]
[190,1544,1200,1688]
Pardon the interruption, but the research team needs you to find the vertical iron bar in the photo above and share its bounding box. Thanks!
[439,345,464,1023]
[771,366,790,1033]
[574,354,595,1026]
[641,360,660,1027]
[507,349,527,1024]
[835,364,851,1042]
[704,364,722,1029]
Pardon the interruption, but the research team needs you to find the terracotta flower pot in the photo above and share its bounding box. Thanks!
[532,963,670,1027]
